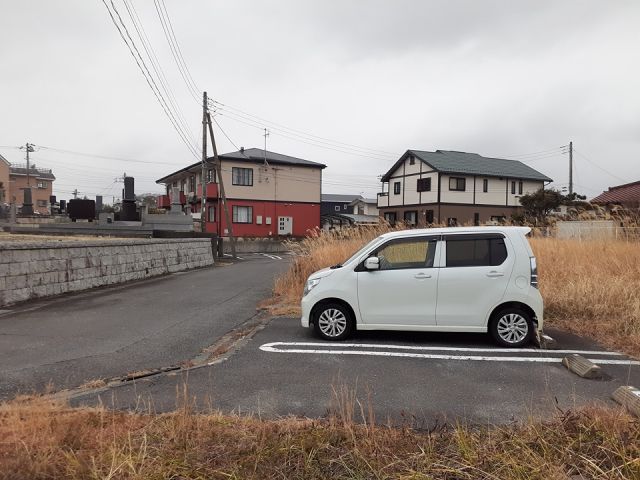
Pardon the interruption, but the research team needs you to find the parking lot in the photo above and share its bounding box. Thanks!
[73,317,640,425]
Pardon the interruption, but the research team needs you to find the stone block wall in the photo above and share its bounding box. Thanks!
[0,239,214,307]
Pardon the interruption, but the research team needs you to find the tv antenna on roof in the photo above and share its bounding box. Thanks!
[263,128,270,167]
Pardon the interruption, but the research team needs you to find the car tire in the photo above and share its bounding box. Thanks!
[489,307,533,348]
[313,303,355,341]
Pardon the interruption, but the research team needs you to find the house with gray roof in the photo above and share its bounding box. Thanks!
[156,147,326,237]
[377,149,553,226]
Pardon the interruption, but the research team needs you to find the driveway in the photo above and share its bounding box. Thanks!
[0,254,288,400]
[72,317,640,425]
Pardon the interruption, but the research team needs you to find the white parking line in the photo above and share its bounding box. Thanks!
[256,253,282,260]
[259,342,640,365]
[260,342,625,356]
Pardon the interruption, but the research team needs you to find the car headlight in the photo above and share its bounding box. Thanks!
[303,278,321,296]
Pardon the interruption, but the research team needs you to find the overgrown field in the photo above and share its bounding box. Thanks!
[265,226,640,357]
[1,397,638,479]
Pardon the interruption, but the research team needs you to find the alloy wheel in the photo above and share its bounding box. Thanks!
[317,308,347,338]
[496,313,529,344]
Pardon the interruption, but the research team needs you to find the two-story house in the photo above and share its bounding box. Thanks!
[156,148,326,237]
[320,194,363,215]
[0,154,9,205]
[8,163,56,214]
[377,149,552,226]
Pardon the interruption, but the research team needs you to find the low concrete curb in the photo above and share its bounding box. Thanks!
[561,354,602,379]
[612,386,640,417]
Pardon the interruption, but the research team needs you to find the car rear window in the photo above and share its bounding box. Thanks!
[445,235,507,267]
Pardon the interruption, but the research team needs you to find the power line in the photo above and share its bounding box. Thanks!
[153,0,200,102]
[217,111,396,161]
[573,148,629,184]
[100,0,199,159]
[212,101,396,159]
[122,0,199,149]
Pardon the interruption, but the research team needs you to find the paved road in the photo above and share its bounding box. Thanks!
[73,318,640,425]
[0,254,288,400]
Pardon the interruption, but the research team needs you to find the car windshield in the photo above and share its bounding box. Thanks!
[335,237,382,268]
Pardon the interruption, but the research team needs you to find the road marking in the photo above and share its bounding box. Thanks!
[260,341,625,356]
[256,253,282,260]
[259,343,640,365]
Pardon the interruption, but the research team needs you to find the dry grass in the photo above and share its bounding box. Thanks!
[0,395,638,479]
[531,238,640,357]
[265,227,640,357]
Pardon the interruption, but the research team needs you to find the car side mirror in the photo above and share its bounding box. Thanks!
[364,257,380,271]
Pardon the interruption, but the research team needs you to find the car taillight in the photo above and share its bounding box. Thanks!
[530,256,538,288]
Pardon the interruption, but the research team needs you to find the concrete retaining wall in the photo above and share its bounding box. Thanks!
[0,239,214,307]
[223,237,292,253]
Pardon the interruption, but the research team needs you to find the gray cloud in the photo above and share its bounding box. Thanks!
[1,0,639,201]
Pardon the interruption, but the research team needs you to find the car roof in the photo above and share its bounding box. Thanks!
[378,226,531,240]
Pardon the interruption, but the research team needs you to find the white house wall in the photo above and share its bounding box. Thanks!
[439,174,474,204]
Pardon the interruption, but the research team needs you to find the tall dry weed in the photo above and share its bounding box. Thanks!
[266,227,640,357]
[0,397,638,479]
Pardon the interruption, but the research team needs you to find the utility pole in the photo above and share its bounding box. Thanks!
[568,141,573,195]
[201,91,208,233]
[73,189,78,199]
[206,111,236,258]
[21,142,35,186]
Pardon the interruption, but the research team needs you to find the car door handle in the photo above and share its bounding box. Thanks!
[414,273,432,279]
[486,271,504,278]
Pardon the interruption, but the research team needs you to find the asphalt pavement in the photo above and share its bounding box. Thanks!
[0,254,288,400]
[72,318,640,425]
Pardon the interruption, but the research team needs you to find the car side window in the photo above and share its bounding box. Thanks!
[373,238,437,270]
[445,235,507,267]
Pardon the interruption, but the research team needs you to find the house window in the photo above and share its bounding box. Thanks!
[449,177,465,191]
[446,236,508,267]
[425,210,434,224]
[206,169,216,183]
[393,181,401,195]
[384,212,396,225]
[518,181,523,195]
[343,204,347,210]
[511,181,516,195]
[409,155,415,165]
[232,205,253,223]
[417,178,431,192]
[447,217,458,227]
[404,210,417,225]
[232,167,253,186]
[37,199,47,207]
[483,179,488,193]
[180,180,186,192]
[334,205,340,211]
[189,175,196,192]
[37,181,47,189]
[208,206,216,222]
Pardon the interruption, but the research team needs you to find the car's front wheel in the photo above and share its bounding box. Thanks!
[489,307,533,347]
[313,303,354,341]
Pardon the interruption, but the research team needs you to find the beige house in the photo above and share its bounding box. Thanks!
[377,149,552,226]
[156,148,326,237]
[0,154,9,204]
[349,197,379,216]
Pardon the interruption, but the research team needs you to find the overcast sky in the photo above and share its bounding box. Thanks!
[1,0,639,202]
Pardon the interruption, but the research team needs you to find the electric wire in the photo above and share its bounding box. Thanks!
[123,0,199,148]
[100,0,199,159]
[153,0,200,102]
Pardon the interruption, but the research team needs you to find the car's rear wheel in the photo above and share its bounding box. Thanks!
[489,308,533,347]
[313,303,354,341]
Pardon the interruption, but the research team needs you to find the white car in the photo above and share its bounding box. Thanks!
[301,226,543,347]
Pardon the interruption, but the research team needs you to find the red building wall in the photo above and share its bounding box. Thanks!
[204,199,320,237]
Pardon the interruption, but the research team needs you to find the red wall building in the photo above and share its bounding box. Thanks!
[156,148,325,237]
